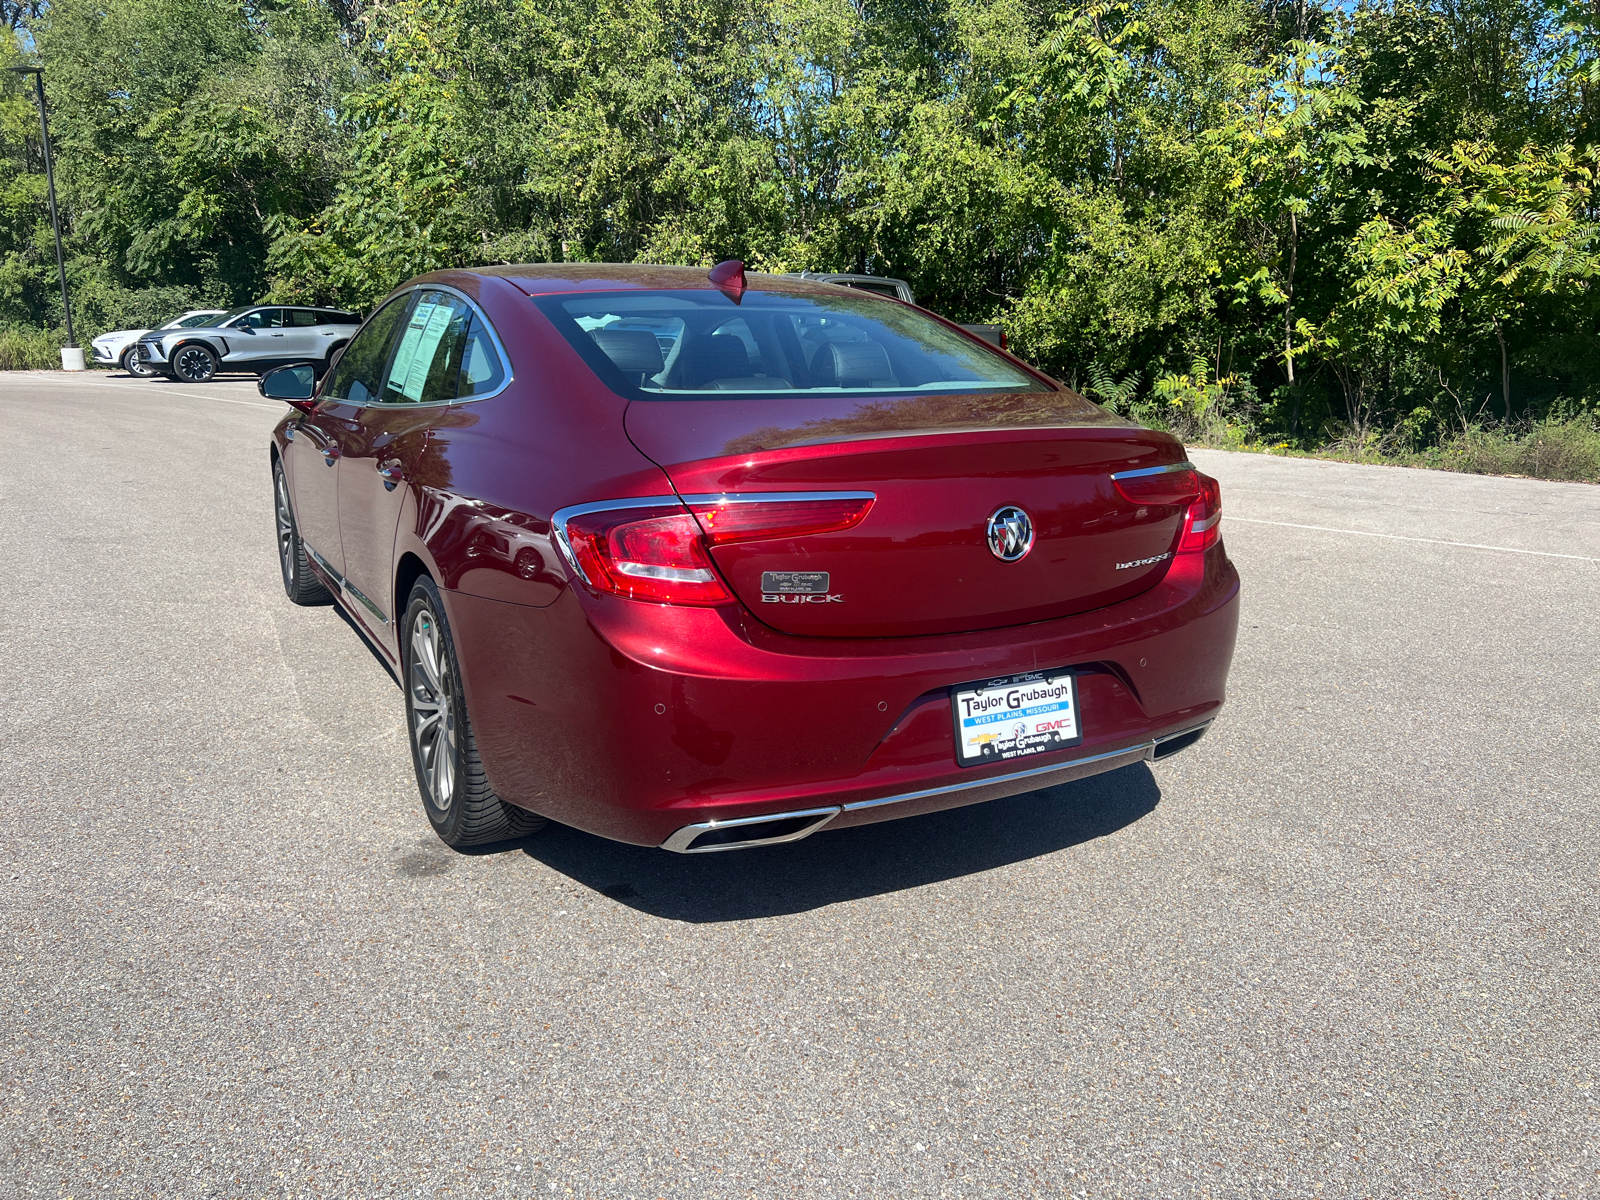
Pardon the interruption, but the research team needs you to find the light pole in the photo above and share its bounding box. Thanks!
[5,64,82,370]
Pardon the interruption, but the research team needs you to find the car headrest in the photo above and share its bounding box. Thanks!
[590,329,664,376]
[676,333,753,387]
[830,340,893,384]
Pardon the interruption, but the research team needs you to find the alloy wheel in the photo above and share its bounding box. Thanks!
[408,610,457,813]
[274,468,295,587]
[174,346,214,382]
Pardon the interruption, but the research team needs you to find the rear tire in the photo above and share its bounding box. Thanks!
[172,343,218,382]
[274,459,332,606]
[403,576,547,848]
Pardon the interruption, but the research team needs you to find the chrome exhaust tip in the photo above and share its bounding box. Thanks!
[660,806,842,854]
[1149,720,1212,761]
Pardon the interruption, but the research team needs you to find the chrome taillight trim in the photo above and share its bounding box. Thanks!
[658,721,1216,853]
[679,490,877,506]
[1188,512,1221,534]
[549,496,681,584]
[550,491,879,585]
[1109,461,1197,481]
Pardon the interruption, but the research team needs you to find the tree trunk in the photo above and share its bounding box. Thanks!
[1495,320,1510,421]
[1284,210,1298,386]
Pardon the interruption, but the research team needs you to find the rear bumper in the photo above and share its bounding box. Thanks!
[444,544,1240,847]
[660,722,1209,851]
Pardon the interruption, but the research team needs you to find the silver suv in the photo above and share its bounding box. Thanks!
[783,272,1006,349]
[136,304,361,383]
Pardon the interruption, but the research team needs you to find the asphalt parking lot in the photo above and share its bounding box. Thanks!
[2,369,1597,1198]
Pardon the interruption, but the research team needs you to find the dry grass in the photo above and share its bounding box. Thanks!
[1199,418,1600,485]
[1423,420,1600,483]
[0,328,74,371]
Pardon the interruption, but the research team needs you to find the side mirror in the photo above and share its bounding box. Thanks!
[259,363,318,409]
[236,324,256,335]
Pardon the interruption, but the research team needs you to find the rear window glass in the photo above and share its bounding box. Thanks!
[532,289,1044,400]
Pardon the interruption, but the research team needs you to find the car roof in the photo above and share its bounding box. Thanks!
[235,303,355,314]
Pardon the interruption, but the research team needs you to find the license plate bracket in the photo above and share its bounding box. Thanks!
[951,670,1083,767]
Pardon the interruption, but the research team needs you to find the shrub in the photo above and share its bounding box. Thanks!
[0,327,71,370]
[1430,420,1600,483]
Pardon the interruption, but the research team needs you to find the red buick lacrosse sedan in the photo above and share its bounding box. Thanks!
[265,262,1239,853]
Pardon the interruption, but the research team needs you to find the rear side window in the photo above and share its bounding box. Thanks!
[533,289,1042,400]
[288,309,319,327]
[318,310,361,325]
[457,316,509,398]
[323,296,412,404]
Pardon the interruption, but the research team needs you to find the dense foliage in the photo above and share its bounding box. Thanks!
[4,0,1600,456]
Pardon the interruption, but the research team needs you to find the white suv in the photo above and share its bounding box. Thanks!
[91,310,225,377]
[135,304,361,383]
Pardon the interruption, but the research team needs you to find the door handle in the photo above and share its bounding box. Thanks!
[271,332,285,337]
[378,461,404,491]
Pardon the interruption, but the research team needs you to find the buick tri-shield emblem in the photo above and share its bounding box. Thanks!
[986,505,1034,562]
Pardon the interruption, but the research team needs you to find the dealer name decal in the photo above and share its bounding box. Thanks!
[761,569,841,603]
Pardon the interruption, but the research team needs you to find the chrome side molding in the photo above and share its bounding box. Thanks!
[304,542,389,628]
[658,720,1214,854]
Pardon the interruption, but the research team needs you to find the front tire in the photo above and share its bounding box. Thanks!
[172,343,218,383]
[403,576,547,848]
[120,348,156,378]
[274,459,332,606]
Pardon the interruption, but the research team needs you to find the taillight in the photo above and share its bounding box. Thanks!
[554,492,876,607]
[1178,473,1222,553]
[1111,463,1221,555]
[559,505,733,606]
[686,494,874,546]
[1111,463,1203,507]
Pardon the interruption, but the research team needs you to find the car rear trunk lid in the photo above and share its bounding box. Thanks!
[625,391,1192,638]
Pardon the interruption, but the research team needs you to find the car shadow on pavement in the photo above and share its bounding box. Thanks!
[514,762,1160,922]
[330,603,400,687]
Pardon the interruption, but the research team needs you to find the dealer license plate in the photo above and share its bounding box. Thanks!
[952,670,1082,767]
